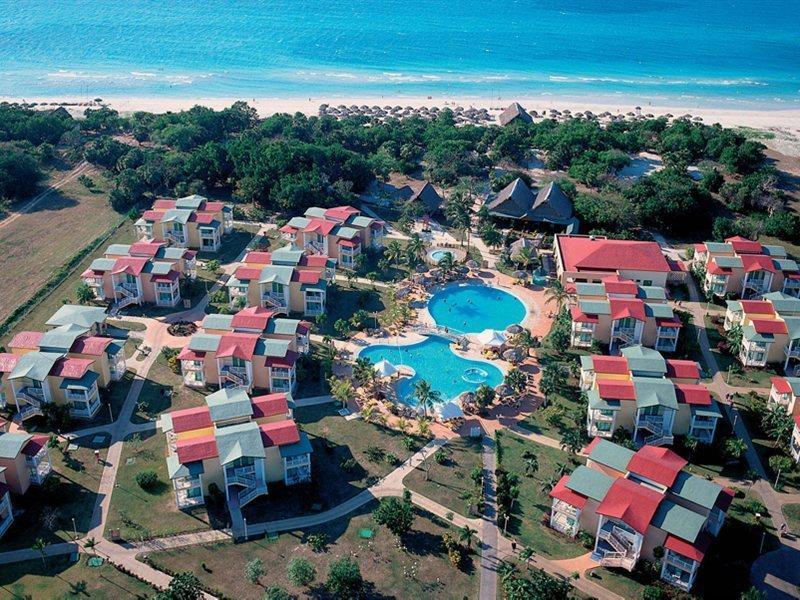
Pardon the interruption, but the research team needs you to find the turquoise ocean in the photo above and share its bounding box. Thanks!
[1,0,798,107]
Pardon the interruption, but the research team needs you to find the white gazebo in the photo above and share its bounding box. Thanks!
[476,329,507,347]
[437,401,464,421]
[374,359,398,378]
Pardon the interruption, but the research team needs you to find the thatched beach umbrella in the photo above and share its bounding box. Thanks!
[506,324,523,335]
[374,359,398,378]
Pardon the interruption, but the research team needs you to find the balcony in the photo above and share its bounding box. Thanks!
[164,230,186,247]
[26,451,52,484]
[219,365,249,389]
[261,292,288,310]
[226,464,257,487]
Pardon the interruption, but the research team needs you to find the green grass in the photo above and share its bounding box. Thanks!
[104,430,214,541]
[312,282,391,338]
[521,390,584,443]
[403,436,484,517]
[131,353,208,424]
[0,434,111,551]
[197,227,256,266]
[0,554,155,599]
[242,403,427,522]
[495,431,586,559]
[145,502,479,600]
[782,503,800,534]
[703,314,778,388]
[586,567,646,599]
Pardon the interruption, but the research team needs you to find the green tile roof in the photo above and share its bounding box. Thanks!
[782,377,800,395]
[762,293,800,315]
[772,258,798,272]
[691,401,723,419]
[145,262,173,275]
[742,324,773,343]
[348,215,373,228]
[161,247,188,260]
[0,433,33,459]
[206,387,253,423]
[644,303,674,319]
[714,256,743,269]
[782,317,800,340]
[59,370,99,389]
[621,346,667,375]
[188,333,222,352]
[202,314,235,330]
[175,195,206,210]
[106,340,125,357]
[105,244,132,255]
[255,338,292,357]
[215,421,265,466]
[39,323,90,352]
[286,216,311,229]
[89,257,116,271]
[704,242,733,253]
[161,208,193,224]
[670,471,724,510]
[267,319,303,335]
[9,351,62,381]
[633,376,678,410]
[301,279,327,291]
[271,245,304,266]
[279,431,313,458]
[259,265,294,285]
[47,305,107,329]
[580,355,595,371]
[726,300,742,312]
[304,207,326,218]
[762,244,788,258]
[332,226,360,240]
[637,286,667,301]
[578,299,611,315]
[575,283,606,297]
[167,453,205,479]
[565,465,614,502]
[651,500,706,543]
[587,389,621,411]
[587,439,635,473]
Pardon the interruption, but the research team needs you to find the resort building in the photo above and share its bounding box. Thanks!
[723,292,800,372]
[555,235,675,289]
[485,179,577,230]
[226,244,335,317]
[81,240,197,309]
[569,275,682,353]
[0,468,13,539]
[549,439,733,591]
[693,236,800,299]
[498,102,533,126]
[406,181,444,215]
[768,376,800,417]
[160,389,311,510]
[279,205,385,268]
[1,306,125,422]
[135,195,234,252]
[580,346,721,446]
[0,432,52,498]
[178,306,309,393]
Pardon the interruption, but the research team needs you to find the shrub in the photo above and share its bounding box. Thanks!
[373,497,414,537]
[245,558,265,584]
[262,585,290,600]
[306,533,327,552]
[364,445,385,463]
[326,557,363,600]
[135,470,159,491]
[287,557,316,587]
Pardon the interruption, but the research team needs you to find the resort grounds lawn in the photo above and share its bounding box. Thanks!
[104,430,216,541]
[494,431,586,560]
[0,554,155,599]
[703,314,778,388]
[312,282,392,338]
[0,224,135,347]
[0,166,122,326]
[403,436,484,517]
[586,567,646,599]
[198,226,257,267]
[521,389,584,443]
[782,503,800,534]
[0,434,110,551]
[144,502,479,600]
[243,403,426,523]
[131,353,208,424]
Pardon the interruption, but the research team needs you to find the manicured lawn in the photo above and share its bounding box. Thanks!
[521,387,584,443]
[586,567,646,599]
[0,433,110,551]
[243,403,426,522]
[104,430,215,541]
[782,503,800,534]
[145,502,479,600]
[312,282,391,338]
[131,353,208,424]
[403,436,484,517]
[494,431,586,559]
[198,227,256,266]
[703,314,778,388]
[0,554,155,599]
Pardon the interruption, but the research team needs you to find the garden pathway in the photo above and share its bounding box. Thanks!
[479,435,500,600]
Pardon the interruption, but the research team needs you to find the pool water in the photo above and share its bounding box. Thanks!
[358,335,503,406]
[430,250,453,263]
[428,284,526,334]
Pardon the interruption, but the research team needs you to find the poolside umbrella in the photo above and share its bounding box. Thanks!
[415,263,429,273]
[506,324,523,334]
[466,259,479,270]
[456,265,469,275]
[437,401,464,421]
[395,286,412,299]
[495,384,513,397]
[374,359,398,378]
[503,347,525,363]
[476,329,506,347]
[512,270,527,280]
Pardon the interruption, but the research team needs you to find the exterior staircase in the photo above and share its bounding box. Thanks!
[13,391,44,423]
[304,240,324,255]
[114,284,140,309]
[221,367,247,388]
[594,525,638,571]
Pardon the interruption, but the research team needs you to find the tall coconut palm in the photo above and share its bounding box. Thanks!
[384,240,404,269]
[413,379,441,418]
[437,251,456,278]
[514,246,535,271]
[544,280,569,311]
[406,233,426,267]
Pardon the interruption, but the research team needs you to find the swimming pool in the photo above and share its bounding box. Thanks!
[430,250,453,263]
[427,284,526,334]
[358,335,503,406]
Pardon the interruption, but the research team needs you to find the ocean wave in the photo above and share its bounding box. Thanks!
[547,74,769,87]
[46,69,213,86]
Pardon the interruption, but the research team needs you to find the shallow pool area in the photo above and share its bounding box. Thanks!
[358,335,503,406]
[430,250,453,262]
[427,284,526,334]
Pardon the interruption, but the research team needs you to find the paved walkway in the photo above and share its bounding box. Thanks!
[479,436,500,600]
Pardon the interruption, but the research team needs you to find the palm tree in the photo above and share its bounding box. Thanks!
[512,329,535,356]
[327,376,355,410]
[544,280,569,311]
[724,437,747,462]
[353,357,377,393]
[514,246,535,271]
[396,416,409,434]
[413,379,441,418]
[458,525,477,548]
[83,537,98,555]
[504,368,527,395]
[385,240,404,269]
[437,252,456,278]
[406,234,426,267]
[32,537,49,567]
[522,450,539,478]
[560,429,584,456]
[417,418,431,438]
[360,404,375,423]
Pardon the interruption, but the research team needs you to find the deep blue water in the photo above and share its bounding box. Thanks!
[1,0,798,107]
[359,335,503,405]
[428,285,526,334]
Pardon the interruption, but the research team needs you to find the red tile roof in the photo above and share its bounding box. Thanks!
[259,420,300,447]
[194,212,216,225]
[279,224,297,234]
[725,236,763,255]
[751,319,788,335]
[152,199,177,210]
[171,406,213,434]
[715,487,735,511]
[293,270,322,284]
[570,306,599,324]
[252,393,290,419]
[8,331,44,350]
[142,209,166,221]
[216,333,260,361]
[600,275,639,296]
[694,243,706,253]
[129,241,163,257]
[204,201,226,212]
[111,256,149,276]
[592,356,629,375]
[627,446,687,487]
[49,357,93,379]
[244,251,272,264]
[338,238,360,248]
[234,266,263,281]
[706,260,732,276]
[300,255,330,268]
[177,347,206,361]
[741,254,776,273]
[740,300,774,315]
[324,205,360,222]
[151,270,180,284]
[22,435,49,457]
[176,435,218,463]
[655,316,682,328]
[664,532,711,562]
[0,353,19,373]
[297,321,312,334]
[557,235,670,274]
[597,380,637,401]
[70,336,113,356]
[609,299,646,321]
[549,475,588,509]
[665,360,701,380]
[264,350,299,368]
[231,307,276,331]
[304,218,337,235]
[772,376,793,395]
[674,383,712,406]
[795,414,800,430]
[596,478,664,534]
